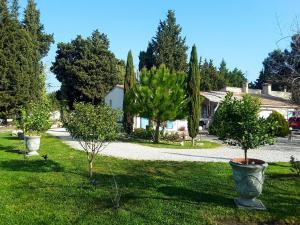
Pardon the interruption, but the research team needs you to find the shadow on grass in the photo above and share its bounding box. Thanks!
[0,159,64,172]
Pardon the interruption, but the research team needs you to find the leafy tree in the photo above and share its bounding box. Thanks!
[139,10,188,72]
[123,50,136,134]
[128,65,187,143]
[65,103,119,178]
[216,59,228,89]
[187,45,201,146]
[51,30,119,108]
[266,111,289,137]
[211,93,275,163]
[116,59,126,84]
[0,1,37,120]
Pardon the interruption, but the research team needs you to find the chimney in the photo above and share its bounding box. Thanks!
[262,83,272,95]
[242,81,248,93]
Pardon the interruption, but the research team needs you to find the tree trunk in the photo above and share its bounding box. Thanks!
[192,137,195,146]
[88,161,93,178]
[244,149,248,165]
[154,120,161,144]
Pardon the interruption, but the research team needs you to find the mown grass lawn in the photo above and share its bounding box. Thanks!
[0,132,299,225]
[124,139,221,149]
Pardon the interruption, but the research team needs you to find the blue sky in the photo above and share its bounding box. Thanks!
[18,0,300,92]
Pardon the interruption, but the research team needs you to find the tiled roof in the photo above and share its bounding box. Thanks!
[200,91,299,108]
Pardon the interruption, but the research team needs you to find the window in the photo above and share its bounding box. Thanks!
[166,121,173,129]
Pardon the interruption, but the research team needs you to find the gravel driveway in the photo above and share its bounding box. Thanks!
[47,128,300,163]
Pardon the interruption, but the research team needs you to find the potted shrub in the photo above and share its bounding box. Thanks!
[214,93,276,210]
[21,101,51,156]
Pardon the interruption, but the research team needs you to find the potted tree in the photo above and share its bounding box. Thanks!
[213,93,276,210]
[21,101,52,156]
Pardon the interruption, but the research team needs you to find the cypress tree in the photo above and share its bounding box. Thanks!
[10,0,19,19]
[187,45,201,146]
[123,50,136,134]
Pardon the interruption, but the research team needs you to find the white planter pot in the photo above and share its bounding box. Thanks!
[25,136,41,156]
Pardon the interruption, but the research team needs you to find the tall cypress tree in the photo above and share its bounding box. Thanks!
[187,45,201,146]
[10,0,19,19]
[23,0,53,101]
[123,50,136,134]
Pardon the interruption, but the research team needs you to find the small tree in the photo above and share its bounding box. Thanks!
[129,64,187,143]
[65,103,119,178]
[187,45,201,146]
[213,93,275,164]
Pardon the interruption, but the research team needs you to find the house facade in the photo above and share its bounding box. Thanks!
[105,83,299,132]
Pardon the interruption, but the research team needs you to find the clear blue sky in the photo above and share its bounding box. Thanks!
[18,0,300,92]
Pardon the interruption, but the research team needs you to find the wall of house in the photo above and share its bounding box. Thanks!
[259,107,296,119]
[104,87,124,110]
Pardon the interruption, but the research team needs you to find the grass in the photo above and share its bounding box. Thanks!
[125,139,221,149]
[0,133,299,225]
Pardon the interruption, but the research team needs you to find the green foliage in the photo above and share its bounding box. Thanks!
[211,93,275,161]
[139,10,188,72]
[132,128,152,140]
[161,132,181,142]
[51,30,119,108]
[65,103,119,143]
[65,102,120,177]
[47,91,60,111]
[187,45,201,142]
[200,59,246,91]
[21,100,52,136]
[266,111,289,137]
[128,65,187,143]
[123,50,136,134]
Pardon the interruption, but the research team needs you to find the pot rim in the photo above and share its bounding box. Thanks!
[230,158,268,168]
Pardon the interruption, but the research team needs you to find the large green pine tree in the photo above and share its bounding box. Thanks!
[187,45,201,146]
[139,10,188,72]
[10,0,19,19]
[123,50,136,134]
[0,0,36,120]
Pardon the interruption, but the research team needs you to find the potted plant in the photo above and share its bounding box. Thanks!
[21,101,51,156]
[214,93,276,210]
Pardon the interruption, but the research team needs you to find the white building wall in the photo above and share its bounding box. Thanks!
[104,87,124,110]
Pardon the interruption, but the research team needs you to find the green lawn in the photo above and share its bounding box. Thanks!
[0,133,299,225]
[125,139,221,149]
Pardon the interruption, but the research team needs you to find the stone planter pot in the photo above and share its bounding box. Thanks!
[229,158,268,210]
[25,136,41,156]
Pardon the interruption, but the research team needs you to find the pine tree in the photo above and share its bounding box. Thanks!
[0,0,9,23]
[123,50,136,134]
[139,10,188,72]
[187,45,201,146]
[10,0,19,20]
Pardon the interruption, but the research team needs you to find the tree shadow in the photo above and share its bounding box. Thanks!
[0,159,64,172]
[157,185,233,207]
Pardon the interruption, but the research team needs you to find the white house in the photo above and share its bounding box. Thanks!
[104,84,187,132]
[105,82,299,132]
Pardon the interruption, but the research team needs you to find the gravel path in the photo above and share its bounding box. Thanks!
[47,128,300,162]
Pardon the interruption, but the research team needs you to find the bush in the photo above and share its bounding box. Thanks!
[266,111,289,137]
[132,128,153,140]
[21,101,52,136]
[161,132,181,142]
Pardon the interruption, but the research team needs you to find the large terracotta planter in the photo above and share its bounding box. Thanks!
[25,136,41,156]
[229,158,268,210]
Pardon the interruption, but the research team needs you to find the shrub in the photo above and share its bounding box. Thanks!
[21,101,52,136]
[290,156,300,176]
[213,93,276,163]
[65,103,120,178]
[266,111,289,137]
[161,132,181,142]
[132,128,153,140]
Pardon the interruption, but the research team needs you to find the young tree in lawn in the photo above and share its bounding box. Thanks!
[123,50,136,134]
[129,64,187,143]
[65,103,119,178]
[187,45,201,146]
